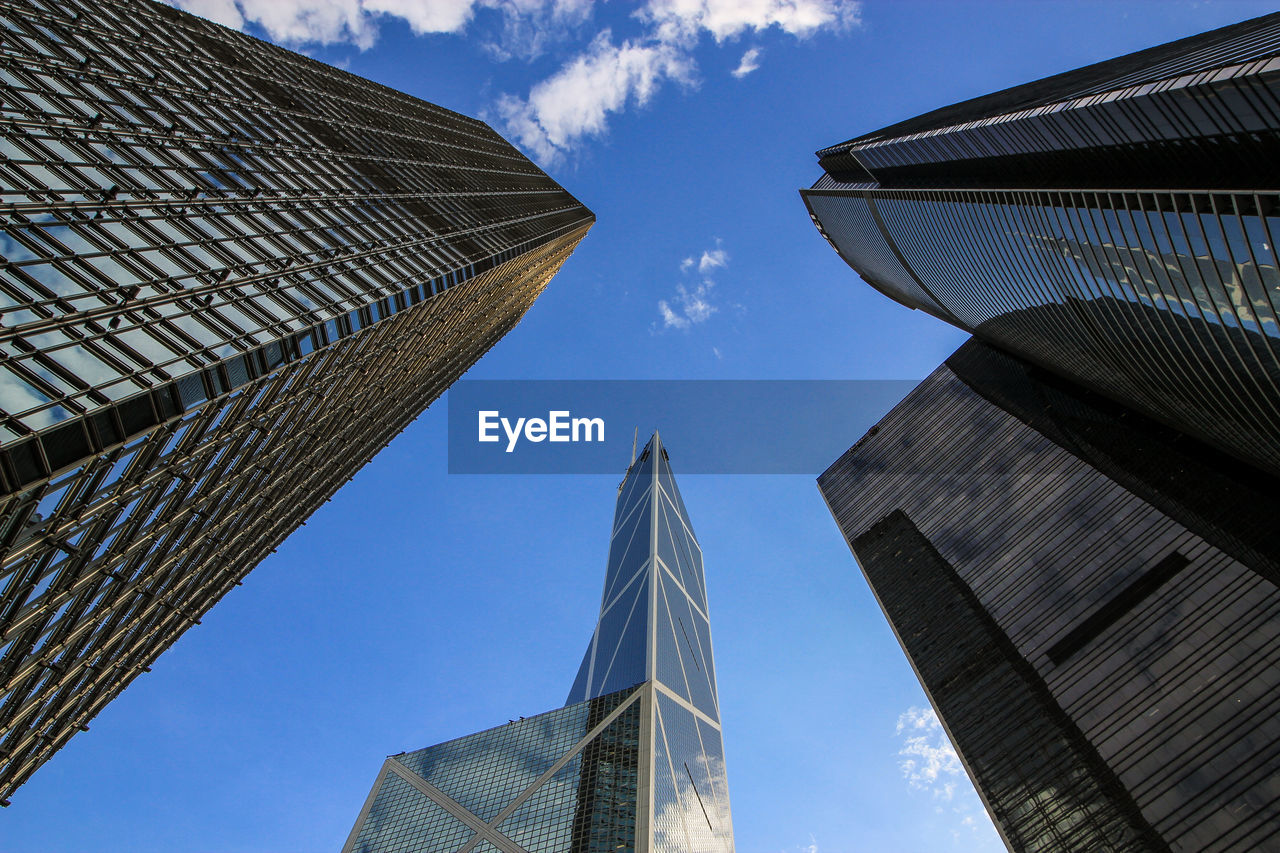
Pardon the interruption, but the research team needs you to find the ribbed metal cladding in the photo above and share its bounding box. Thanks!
[0,0,594,800]
[802,186,1280,478]
[853,513,1167,853]
[802,14,1280,480]
[818,339,1280,853]
[816,11,1280,188]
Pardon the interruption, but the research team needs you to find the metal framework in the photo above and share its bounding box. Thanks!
[0,0,593,800]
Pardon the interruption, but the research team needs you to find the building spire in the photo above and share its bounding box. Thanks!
[567,433,719,722]
[345,433,733,853]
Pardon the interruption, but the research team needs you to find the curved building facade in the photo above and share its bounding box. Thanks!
[801,12,1280,477]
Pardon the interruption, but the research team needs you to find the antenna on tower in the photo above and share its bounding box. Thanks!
[618,426,639,497]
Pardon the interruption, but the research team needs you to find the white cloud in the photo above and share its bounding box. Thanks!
[365,0,480,35]
[652,752,734,853]
[657,240,726,330]
[895,706,963,798]
[639,0,861,45]
[659,280,716,329]
[495,31,694,162]
[894,706,1004,848]
[171,0,861,50]
[697,244,727,272]
[170,0,381,48]
[166,0,584,49]
[731,46,762,77]
[483,0,595,60]
[497,0,860,163]
[169,0,244,29]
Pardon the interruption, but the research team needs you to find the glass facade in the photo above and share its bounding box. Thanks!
[801,13,1280,479]
[566,435,731,851]
[804,188,1280,477]
[349,687,640,853]
[349,771,478,853]
[818,340,1280,852]
[805,16,1280,853]
[0,0,593,800]
[652,692,732,852]
[348,436,734,852]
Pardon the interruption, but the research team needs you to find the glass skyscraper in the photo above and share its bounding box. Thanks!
[819,340,1280,852]
[801,12,1280,478]
[806,13,1280,853]
[344,434,735,853]
[0,0,592,801]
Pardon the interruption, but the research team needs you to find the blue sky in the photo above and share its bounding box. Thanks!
[6,2,1278,851]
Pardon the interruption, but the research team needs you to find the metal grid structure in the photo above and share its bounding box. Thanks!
[0,0,594,801]
[804,186,1280,477]
[814,11,1280,189]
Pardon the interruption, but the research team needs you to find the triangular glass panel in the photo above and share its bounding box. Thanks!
[665,583,717,720]
[654,571,692,704]
[496,693,641,853]
[600,494,652,610]
[697,716,732,832]
[596,575,649,696]
[657,692,721,850]
[669,505,708,613]
[349,768,475,853]
[655,498,692,600]
[491,752,583,852]
[396,702,596,823]
[655,443,693,539]
[587,572,645,698]
[689,608,720,716]
[612,448,652,534]
[613,471,651,537]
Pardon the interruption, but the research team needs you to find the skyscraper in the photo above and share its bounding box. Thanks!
[818,340,1280,852]
[0,0,592,801]
[804,14,1280,853]
[344,434,735,853]
[801,12,1280,477]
